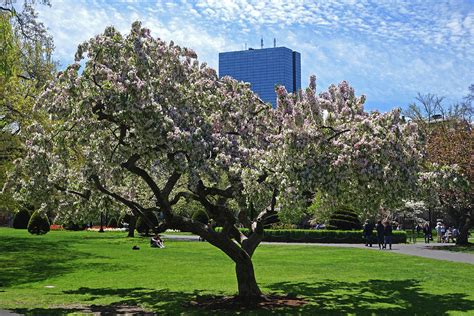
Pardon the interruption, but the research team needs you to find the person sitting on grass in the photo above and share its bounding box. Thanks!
[150,233,165,248]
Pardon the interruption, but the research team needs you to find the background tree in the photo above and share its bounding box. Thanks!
[403,93,445,123]
[0,2,55,219]
[425,120,473,245]
[403,87,473,245]
[7,22,422,302]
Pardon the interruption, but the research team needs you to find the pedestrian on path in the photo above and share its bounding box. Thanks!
[383,221,393,250]
[363,220,373,247]
[435,222,444,243]
[423,223,431,243]
[376,220,385,249]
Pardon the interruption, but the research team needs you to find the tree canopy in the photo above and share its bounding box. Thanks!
[5,22,424,299]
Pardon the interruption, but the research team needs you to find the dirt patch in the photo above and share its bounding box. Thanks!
[86,304,154,315]
[189,294,307,311]
[49,304,155,316]
[26,304,155,315]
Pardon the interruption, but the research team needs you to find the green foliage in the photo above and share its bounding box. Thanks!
[328,209,362,230]
[27,211,50,235]
[191,208,209,225]
[108,217,118,228]
[1,12,56,215]
[172,198,205,218]
[12,209,30,229]
[136,212,158,236]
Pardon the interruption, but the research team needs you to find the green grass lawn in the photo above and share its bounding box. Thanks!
[1,228,473,315]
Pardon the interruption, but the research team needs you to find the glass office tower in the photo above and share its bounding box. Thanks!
[219,47,301,107]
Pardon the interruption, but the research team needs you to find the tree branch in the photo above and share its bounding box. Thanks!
[197,180,235,198]
[325,129,350,143]
[54,184,91,200]
[162,171,181,198]
[169,191,199,205]
[90,174,161,231]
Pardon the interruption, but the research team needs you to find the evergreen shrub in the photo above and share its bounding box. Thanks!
[327,209,362,230]
[136,212,158,235]
[191,209,209,225]
[12,209,30,229]
[27,211,50,235]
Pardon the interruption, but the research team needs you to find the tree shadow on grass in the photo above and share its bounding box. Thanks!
[267,279,474,315]
[429,244,474,254]
[7,280,474,315]
[0,235,107,288]
[13,287,210,315]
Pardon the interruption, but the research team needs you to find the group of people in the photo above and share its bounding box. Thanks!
[363,220,394,250]
[417,222,460,244]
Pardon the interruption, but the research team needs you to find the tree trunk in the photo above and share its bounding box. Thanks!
[99,212,104,233]
[235,258,263,302]
[127,215,136,238]
[456,215,471,245]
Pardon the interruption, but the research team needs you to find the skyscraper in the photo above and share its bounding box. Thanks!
[219,46,301,107]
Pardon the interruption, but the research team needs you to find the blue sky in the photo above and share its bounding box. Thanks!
[35,0,474,112]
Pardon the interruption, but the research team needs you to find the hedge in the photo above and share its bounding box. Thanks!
[216,228,407,244]
[13,209,31,229]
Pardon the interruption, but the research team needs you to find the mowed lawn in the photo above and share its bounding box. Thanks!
[0,228,473,315]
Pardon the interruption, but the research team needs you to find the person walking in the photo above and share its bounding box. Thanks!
[376,220,385,249]
[423,223,431,243]
[363,220,374,247]
[435,222,443,243]
[416,224,422,236]
[383,221,393,250]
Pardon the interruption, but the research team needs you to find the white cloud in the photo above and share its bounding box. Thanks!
[36,0,232,69]
[34,0,473,112]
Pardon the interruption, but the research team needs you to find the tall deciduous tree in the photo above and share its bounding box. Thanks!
[0,2,55,215]
[404,88,473,245]
[425,120,473,245]
[6,22,422,301]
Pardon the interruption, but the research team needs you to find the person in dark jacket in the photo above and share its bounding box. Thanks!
[363,220,374,247]
[422,223,431,243]
[383,221,393,250]
[376,220,385,249]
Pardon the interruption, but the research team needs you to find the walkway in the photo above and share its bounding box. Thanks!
[162,234,474,265]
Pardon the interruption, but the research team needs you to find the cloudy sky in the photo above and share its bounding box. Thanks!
[35,0,474,112]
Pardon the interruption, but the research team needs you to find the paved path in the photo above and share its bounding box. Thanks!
[162,234,474,265]
[0,310,21,315]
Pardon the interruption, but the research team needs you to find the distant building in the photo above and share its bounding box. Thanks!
[219,46,301,107]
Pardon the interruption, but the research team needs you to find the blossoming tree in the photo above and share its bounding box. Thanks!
[6,22,422,301]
